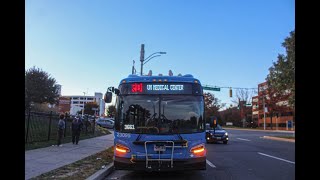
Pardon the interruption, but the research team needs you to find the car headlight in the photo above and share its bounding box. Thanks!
[225,132,228,136]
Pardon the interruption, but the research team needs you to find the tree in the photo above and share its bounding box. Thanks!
[261,83,291,130]
[25,66,59,109]
[204,92,221,123]
[231,89,257,127]
[231,89,257,105]
[84,102,99,115]
[107,105,116,118]
[267,30,295,108]
[219,107,241,126]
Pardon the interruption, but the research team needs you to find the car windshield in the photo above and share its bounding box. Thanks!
[116,95,205,134]
[206,124,223,130]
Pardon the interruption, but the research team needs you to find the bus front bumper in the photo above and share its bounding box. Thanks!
[114,156,206,171]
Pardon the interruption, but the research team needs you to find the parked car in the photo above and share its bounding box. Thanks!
[96,118,114,129]
[205,123,229,144]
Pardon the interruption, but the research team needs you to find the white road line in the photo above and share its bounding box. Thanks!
[258,152,295,164]
[236,138,251,141]
[206,159,216,168]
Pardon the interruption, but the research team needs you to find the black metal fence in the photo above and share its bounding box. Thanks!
[25,110,95,144]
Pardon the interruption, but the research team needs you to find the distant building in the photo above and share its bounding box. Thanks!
[56,84,62,96]
[60,92,105,116]
[252,96,259,127]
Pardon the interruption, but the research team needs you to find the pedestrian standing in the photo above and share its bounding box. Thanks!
[57,114,65,147]
[72,117,83,145]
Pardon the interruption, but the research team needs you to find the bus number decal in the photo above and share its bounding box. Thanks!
[124,124,135,130]
[117,132,131,138]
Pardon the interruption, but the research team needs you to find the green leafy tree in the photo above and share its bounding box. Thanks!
[84,102,99,115]
[107,105,116,118]
[25,66,59,109]
[267,30,295,108]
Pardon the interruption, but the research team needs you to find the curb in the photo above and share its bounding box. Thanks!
[86,162,114,180]
[262,136,295,143]
[224,127,295,133]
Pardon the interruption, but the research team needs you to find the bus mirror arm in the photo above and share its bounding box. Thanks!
[107,87,119,95]
[115,89,120,95]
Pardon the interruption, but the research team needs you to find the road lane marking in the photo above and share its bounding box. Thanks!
[237,138,251,141]
[206,159,216,168]
[258,152,295,164]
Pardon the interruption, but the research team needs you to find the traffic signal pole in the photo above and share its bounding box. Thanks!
[140,44,145,76]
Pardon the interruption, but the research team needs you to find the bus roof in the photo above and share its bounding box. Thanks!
[119,74,202,85]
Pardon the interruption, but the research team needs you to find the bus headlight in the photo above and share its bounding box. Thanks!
[115,144,131,153]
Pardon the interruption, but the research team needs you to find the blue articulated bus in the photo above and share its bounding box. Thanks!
[104,74,206,171]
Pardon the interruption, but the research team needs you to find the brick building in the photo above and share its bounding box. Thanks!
[252,96,259,127]
[257,82,294,131]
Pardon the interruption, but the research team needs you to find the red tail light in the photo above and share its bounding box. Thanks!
[190,144,206,154]
[115,144,130,153]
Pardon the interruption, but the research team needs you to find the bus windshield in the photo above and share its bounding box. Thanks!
[116,95,205,134]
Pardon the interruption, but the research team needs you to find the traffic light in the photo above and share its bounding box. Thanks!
[229,88,232,97]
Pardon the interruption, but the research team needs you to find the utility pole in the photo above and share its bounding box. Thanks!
[263,96,266,130]
[140,44,145,76]
[82,92,86,117]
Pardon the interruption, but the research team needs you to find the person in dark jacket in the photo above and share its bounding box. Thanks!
[72,117,83,145]
[57,114,66,147]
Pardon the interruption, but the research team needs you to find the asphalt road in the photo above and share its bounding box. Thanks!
[104,129,295,180]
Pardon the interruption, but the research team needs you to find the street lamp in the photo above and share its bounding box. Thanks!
[82,92,86,117]
[140,51,166,75]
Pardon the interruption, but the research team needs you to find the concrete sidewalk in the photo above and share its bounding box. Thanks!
[25,131,114,180]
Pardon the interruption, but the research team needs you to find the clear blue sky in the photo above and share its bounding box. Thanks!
[25,0,295,108]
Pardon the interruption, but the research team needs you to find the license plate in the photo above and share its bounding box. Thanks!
[154,145,166,151]
[216,137,221,140]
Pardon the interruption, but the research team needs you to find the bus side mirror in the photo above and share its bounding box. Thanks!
[104,92,112,103]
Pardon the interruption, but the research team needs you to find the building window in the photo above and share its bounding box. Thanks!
[281,112,293,117]
[87,98,94,100]
[73,101,79,104]
[278,123,287,127]
[73,97,79,100]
